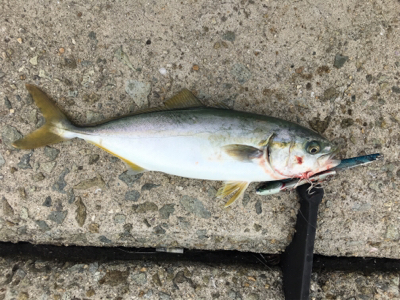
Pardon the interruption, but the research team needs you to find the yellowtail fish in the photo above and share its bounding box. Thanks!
[13,84,340,207]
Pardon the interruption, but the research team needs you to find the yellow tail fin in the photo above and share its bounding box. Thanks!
[12,84,73,149]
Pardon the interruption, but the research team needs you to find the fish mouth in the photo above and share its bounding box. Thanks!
[317,148,341,168]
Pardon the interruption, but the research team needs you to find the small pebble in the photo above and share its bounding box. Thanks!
[214,42,221,49]
[323,87,339,101]
[43,196,52,207]
[114,46,135,70]
[341,118,354,128]
[2,197,14,216]
[125,190,140,202]
[59,47,65,54]
[114,213,126,224]
[159,292,171,300]
[2,125,22,147]
[132,202,158,213]
[180,196,211,219]
[125,80,151,108]
[89,223,99,233]
[75,197,87,227]
[131,272,147,284]
[247,294,260,300]
[36,220,50,231]
[222,31,236,42]
[0,153,5,168]
[141,183,160,191]
[385,224,399,240]
[52,167,70,193]
[154,225,166,234]
[17,152,33,169]
[20,207,29,220]
[64,57,77,69]
[242,194,250,207]
[41,161,56,174]
[88,154,100,165]
[192,64,199,71]
[255,200,262,215]
[99,236,112,244]
[86,111,104,123]
[88,31,97,40]
[119,171,142,187]
[231,64,252,84]
[333,54,349,69]
[32,172,45,182]
[68,90,78,98]
[48,210,68,225]
[29,56,38,66]
[159,204,175,219]
[74,174,106,190]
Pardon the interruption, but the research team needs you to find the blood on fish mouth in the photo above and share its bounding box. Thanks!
[299,171,313,180]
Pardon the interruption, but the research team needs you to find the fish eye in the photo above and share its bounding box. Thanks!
[306,141,321,155]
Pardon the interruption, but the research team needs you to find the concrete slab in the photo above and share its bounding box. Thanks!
[0,255,399,300]
[1,0,400,258]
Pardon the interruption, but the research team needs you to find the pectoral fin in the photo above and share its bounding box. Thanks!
[222,144,263,161]
[216,181,250,208]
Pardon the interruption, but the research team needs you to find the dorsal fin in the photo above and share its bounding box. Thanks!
[164,89,204,109]
[213,103,231,109]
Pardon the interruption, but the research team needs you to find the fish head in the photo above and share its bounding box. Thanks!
[268,129,340,178]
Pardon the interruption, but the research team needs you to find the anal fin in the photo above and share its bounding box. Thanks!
[122,160,146,174]
[88,142,147,174]
[216,181,250,208]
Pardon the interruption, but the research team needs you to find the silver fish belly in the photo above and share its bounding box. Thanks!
[73,108,289,182]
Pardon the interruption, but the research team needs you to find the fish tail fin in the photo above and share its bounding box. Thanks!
[12,84,74,149]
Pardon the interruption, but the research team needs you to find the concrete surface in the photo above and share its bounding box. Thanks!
[1,255,400,300]
[1,0,400,259]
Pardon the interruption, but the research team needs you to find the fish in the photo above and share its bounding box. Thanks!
[13,84,340,207]
[255,153,383,195]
